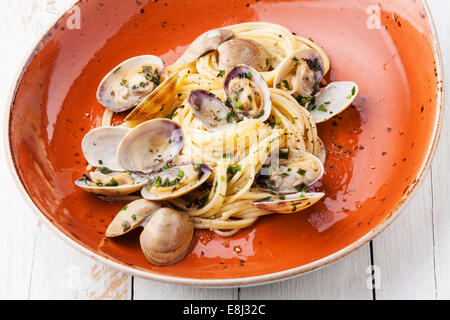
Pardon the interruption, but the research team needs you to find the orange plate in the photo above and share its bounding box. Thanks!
[6,0,443,286]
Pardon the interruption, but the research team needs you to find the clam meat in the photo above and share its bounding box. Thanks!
[75,168,148,196]
[224,65,271,121]
[142,163,212,201]
[255,149,324,195]
[274,47,324,97]
[97,55,164,112]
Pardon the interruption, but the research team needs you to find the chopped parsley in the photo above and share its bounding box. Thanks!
[282,80,291,90]
[105,178,119,187]
[120,205,128,211]
[227,165,242,177]
[98,167,111,174]
[217,70,225,77]
[295,183,308,193]
[297,169,306,176]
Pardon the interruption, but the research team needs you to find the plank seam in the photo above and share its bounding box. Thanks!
[369,241,376,300]
[27,224,40,300]
[430,168,438,299]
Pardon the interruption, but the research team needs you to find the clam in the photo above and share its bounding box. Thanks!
[253,149,325,213]
[224,65,272,122]
[105,199,161,237]
[117,119,184,173]
[142,163,212,201]
[97,55,164,112]
[188,90,237,132]
[177,29,235,65]
[105,200,193,266]
[255,149,324,195]
[140,207,194,266]
[74,168,148,196]
[252,192,325,214]
[217,39,270,72]
[81,126,130,171]
[274,47,324,97]
[305,81,359,123]
[125,71,180,122]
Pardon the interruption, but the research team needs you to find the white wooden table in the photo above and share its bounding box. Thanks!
[0,0,448,300]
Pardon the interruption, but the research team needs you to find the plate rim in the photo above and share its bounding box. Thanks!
[4,0,444,287]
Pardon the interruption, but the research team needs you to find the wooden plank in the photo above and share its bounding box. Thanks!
[240,244,373,300]
[0,0,77,300]
[428,0,450,300]
[0,0,131,300]
[371,175,436,299]
[133,279,237,300]
[28,226,131,300]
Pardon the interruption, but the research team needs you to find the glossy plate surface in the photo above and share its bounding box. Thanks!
[7,0,442,286]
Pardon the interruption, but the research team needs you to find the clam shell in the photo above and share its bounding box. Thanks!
[255,149,324,195]
[141,163,212,201]
[188,90,236,132]
[274,47,324,97]
[81,126,130,171]
[117,119,184,173]
[252,192,325,214]
[224,65,272,122]
[217,38,270,72]
[105,199,161,237]
[97,55,164,112]
[125,71,180,122]
[74,172,148,196]
[307,81,359,123]
[140,208,194,266]
[177,29,234,65]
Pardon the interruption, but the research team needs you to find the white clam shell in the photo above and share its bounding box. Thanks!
[82,126,130,171]
[224,65,272,123]
[139,207,194,266]
[177,29,234,65]
[97,55,164,112]
[74,172,148,197]
[256,149,324,194]
[141,163,212,201]
[307,81,359,123]
[252,192,325,214]
[117,119,184,173]
[274,47,324,97]
[105,199,161,237]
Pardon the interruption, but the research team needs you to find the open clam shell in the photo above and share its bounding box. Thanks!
[141,163,212,201]
[274,47,324,97]
[255,149,324,195]
[224,65,272,122]
[177,29,234,65]
[125,71,180,122]
[252,192,325,214]
[140,207,194,266]
[105,199,161,237]
[74,171,148,196]
[217,39,270,72]
[117,119,184,173]
[97,55,164,112]
[188,90,236,132]
[81,126,130,171]
[306,81,359,123]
